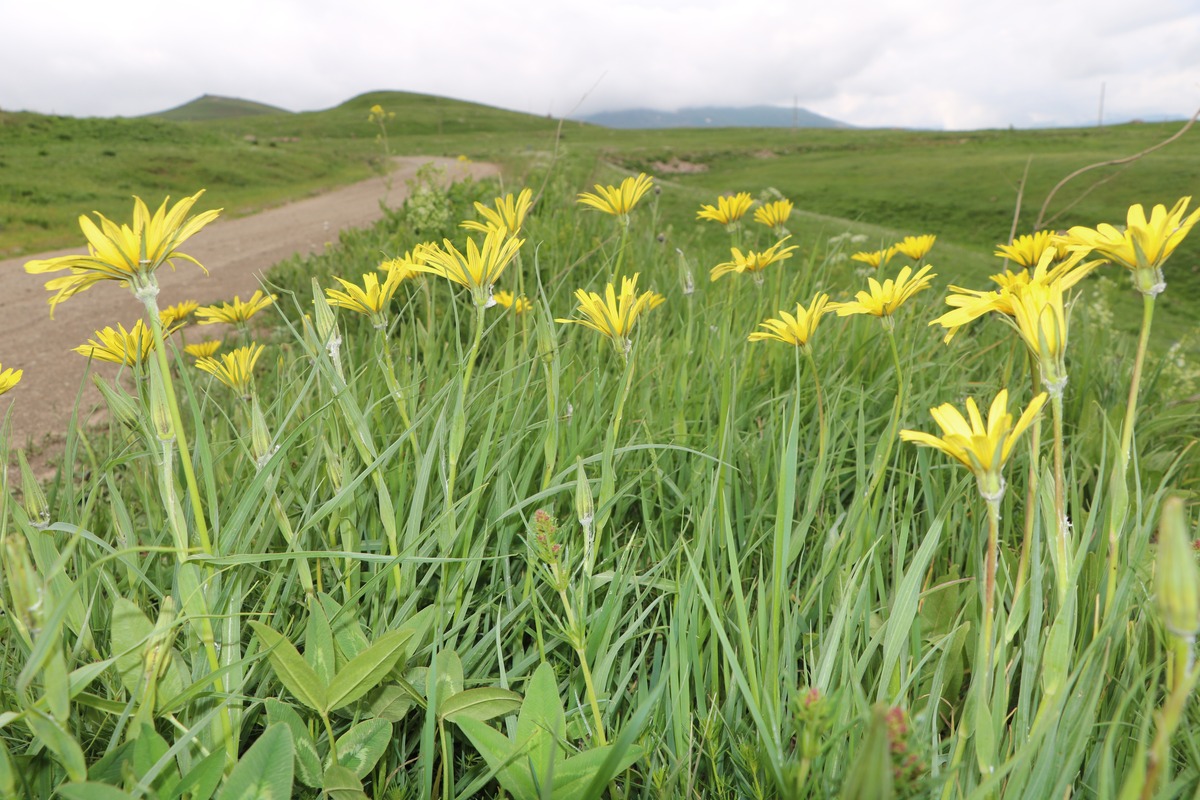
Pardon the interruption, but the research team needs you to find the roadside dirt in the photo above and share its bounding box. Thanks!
[0,156,499,456]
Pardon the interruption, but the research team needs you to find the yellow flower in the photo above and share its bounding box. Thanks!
[748,293,832,350]
[412,227,524,308]
[325,269,403,328]
[931,247,1098,343]
[379,247,431,283]
[461,188,534,235]
[24,191,220,317]
[995,231,1057,267]
[901,389,1047,501]
[73,320,157,368]
[1008,278,1072,394]
[1067,197,1200,296]
[894,234,936,261]
[753,199,794,232]
[196,290,277,326]
[159,300,199,329]
[184,340,222,360]
[577,173,654,222]
[195,343,264,398]
[710,237,799,283]
[697,192,754,226]
[850,247,897,269]
[0,363,23,396]
[494,290,532,315]
[556,273,665,356]
[831,264,937,322]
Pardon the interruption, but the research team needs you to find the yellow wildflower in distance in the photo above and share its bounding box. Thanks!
[850,247,897,270]
[577,173,654,223]
[831,264,937,326]
[195,343,265,399]
[325,269,403,329]
[1067,197,1200,296]
[184,340,222,360]
[159,300,199,329]
[697,192,754,227]
[710,237,799,283]
[1008,278,1073,395]
[995,231,1057,267]
[461,188,534,235]
[748,293,832,352]
[894,234,937,261]
[196,290,278,326]
[25,191,220,317]
[754,198,794,234]
[493,290,532,315]
[74,320,158,368]
[901,389,1047,502]
[412,227,524,308]
[379,246,431,283]
[0,363,23,396]
[556,273,665,356]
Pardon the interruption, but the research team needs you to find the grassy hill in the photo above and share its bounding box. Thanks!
[147,94,292,121]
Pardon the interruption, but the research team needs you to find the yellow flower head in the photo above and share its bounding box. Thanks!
[995,231,1057,267]
[832,264,937,323]
[931,247,1098,343]
[1067,197,1200,296]
[379,246,432,283]
[697,192,754,226]
[325,269,403,328]
[24,191,221,317]
[494,290,532,315]
[556,273,665,356]
[159,300,199,329]
[850,247,897,269]
[196,290,277,326]
[901,389,1047,502]
[710,237,799,283]
[577,173,655,222]
[748,293,832,350]
[1008,278,1072,394]
[894,234,937,262]
[195,343,264,399]
[753,199,794,233]
[461,188,534,235]
[73,320,158,368]
[0,363,23,396]
[413,227,524,308]
[184,340,222,360]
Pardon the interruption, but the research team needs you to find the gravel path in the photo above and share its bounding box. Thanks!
[0,156,498,453]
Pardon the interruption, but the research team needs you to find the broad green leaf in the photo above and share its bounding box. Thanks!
[216,724,294,800]
[322,764,369,800]
[456,716,538,800]
[516,663,566,776]
[43,648,70,722]
[877,514,944,702]
[431,649,463,714]
[305,596,336,687]
[87,739,134,786]
[111,598,153,695]
[364,683,417,722]
[551,745,644,799]
[330,718,392,779]
[166,748,225,800]
[131,724,178,795]
[0,739,17,799]
[248,621,327,712]
[440,687,523,723]
[318,593,369,664]
[325,607,432,712]
[58,783,137,800]
[264,698,322,788]
[27,711,86,782]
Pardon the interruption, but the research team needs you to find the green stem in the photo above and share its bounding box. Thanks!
[983,498,1001,687]
[592,348,636,576]
[1013,359,1042,604]
[804,347,826,465]
[554,572,607,746]
[376,329,421,462]
[1050,392,1070,606]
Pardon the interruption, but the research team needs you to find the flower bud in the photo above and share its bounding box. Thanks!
[3,534,45,639]
[17,450,50,530]
[250,395,276,469]
[92,374,141,431]
[147,360,175,443]
[1157,496,1200,639]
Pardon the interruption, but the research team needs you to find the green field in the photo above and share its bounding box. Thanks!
[2,90,1200,798]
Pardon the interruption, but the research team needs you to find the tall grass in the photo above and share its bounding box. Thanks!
[2,155,1199,798]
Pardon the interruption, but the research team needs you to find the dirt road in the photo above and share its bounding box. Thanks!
[0,156,498,451]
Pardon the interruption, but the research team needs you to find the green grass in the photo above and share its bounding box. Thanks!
[147,94,292,122]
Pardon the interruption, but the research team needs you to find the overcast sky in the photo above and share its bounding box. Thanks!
[3,0,1199,130]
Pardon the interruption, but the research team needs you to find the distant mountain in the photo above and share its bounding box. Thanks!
[578,105,850,129]
[146,94,292,122]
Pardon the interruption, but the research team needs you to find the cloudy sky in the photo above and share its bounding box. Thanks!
[3,0,1199,130]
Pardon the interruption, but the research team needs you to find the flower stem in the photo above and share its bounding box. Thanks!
[1050,392,1070,605]
[375,329,421,462]
[983,497,1001,684]
[1013,359,1042,605]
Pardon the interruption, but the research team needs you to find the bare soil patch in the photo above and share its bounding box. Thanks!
[0,156,498,455]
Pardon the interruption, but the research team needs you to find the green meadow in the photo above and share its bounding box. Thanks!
[1,90,1200,798]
